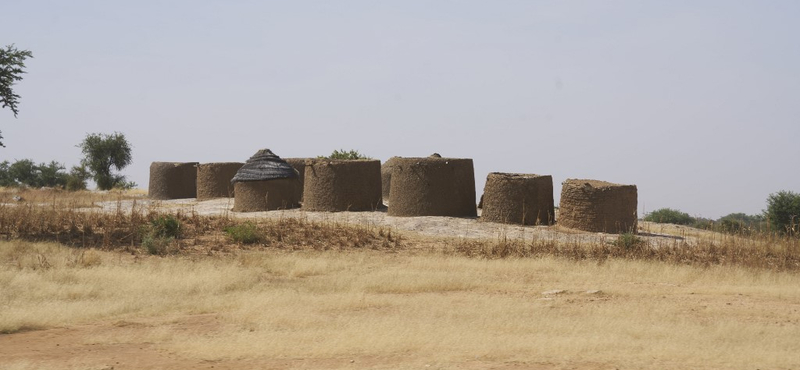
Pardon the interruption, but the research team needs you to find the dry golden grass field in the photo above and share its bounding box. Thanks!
[1,188,799,370]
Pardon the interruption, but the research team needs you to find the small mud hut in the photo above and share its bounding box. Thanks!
[196,162,244,200]
[302,159,382,212]
[387,157,477,217]
[480,173,554,225]
[231,149,300,212]
[558,179,638,233]
[148,162,199,200]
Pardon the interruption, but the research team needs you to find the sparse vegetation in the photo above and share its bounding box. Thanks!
[644,208,695,225]
[78,132,134,190]
[765,190,800,236]
[320,149,371,160]
[224,221,261,244]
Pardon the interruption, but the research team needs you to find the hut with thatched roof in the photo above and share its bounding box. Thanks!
[231,149,300,212]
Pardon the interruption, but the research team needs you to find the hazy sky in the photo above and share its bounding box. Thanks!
[2,1,799,219]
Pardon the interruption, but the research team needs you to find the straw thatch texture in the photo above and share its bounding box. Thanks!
[148,162,199,200]
[302,159,382,212]
[231,149,297,183]
[196,162,243,200]
[232,179,300,212]
[481,173,554,225]
[387,157,477,217]
[558,179,638,233]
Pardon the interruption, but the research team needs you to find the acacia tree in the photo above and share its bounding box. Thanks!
[0,44,33,147]
[78,132,133,190]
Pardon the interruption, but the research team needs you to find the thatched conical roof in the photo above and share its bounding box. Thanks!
[231,149,298,183]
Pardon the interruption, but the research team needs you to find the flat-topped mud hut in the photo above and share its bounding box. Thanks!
[231,149,300,212]
[387,157,477,217]
[558,179,638,233]
[481,173,554,225]
[196,162,243,200]
[303,159,382,212]
[284,158,312,203]
[148,162,199,200]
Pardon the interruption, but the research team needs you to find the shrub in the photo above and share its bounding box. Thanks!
[224,222,262,244]
[765,191,800,235]
[65,165,90,191]
[142,234,175,255]
[321,149,371,160]
[643,208,695,225]
[150,215,181,238]
[614,232,645,251]
[141,215,181,255]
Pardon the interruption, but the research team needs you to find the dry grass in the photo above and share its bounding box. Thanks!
[1,240,799,369]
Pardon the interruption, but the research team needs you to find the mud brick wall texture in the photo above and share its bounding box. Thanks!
[558,179,638,233]
[196,162,243,200]
[387,157,477,217]
[232,178,301,212]
[481,173,554,225]
[148,162,199,200]
[302,159,382,212]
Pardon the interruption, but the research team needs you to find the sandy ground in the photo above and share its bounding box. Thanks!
[94,197,696,248]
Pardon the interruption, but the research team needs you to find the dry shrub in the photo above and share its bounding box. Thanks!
[452,232,800,271]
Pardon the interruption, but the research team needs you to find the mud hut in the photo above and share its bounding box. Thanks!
[148,162,199,200]
[387,157,477,217]
[196,162,244,200]
[231,149,300,212]
[558,179,638,233]
[481,173,554,225]
[284,158,313,202]
[302,159,382,212]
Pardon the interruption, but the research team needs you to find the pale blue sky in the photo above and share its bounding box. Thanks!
[2,1,799,219]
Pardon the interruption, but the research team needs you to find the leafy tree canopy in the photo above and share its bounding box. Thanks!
[0,44,33,147]
[78,132,134,190]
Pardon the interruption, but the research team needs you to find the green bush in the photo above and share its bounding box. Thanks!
[224,222,262,244]
[150,215,181,238]
[0,159,68,188]
[142,234,175,255]
[765,191,800,235]
[614,232,646,250]
[643,208,695,225]
[320,149,371,160]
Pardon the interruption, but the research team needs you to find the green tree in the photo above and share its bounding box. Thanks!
[65,165,90,191]
[0,160,14,186]
[0,44,34,147]
[643,208,695,225]
[764,191,800,235]
[8,159,37,186]
[78,132,133,190]
[321,149,371,160]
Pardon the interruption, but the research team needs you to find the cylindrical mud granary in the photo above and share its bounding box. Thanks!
[388,157,477,217]
[302,159,382,212]
[284,158,312,202]
[196,162,243,200]
[231,149,300,212]
[558,179,638,233]
[481,173,554,225]
[232,178,300,212]
[148,162,199,200]
[381,156,400,203]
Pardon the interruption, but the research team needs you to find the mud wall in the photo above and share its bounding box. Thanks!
[481,173,554,225]
[196,162,243,200]
[148,162,199,200]
[284,158,311,202]
[387,157,477,217]
[232,178,301,212]
[558,179,638,233]
[302,159,382,212]
[381,157,400,202]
